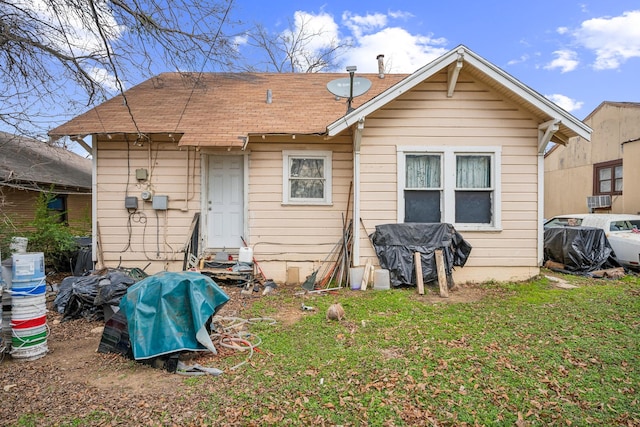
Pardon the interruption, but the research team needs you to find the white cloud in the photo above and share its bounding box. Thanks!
[336,11,447,73]
[88,67,121,92]
[508,54,529,66]
[342,11,388,39]
[545,94,584,112]
[281,10,448,74]
[343,27,447,73]
[556,26,569,35]
[572,10,640,70]
[387,10,414,20]
[234,34,249,47]
[288,11,341,53]
[544,50,579,73]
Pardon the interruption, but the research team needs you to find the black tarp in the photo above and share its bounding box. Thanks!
[53,270,139,321]
[371,223,472,288]
[543,226,621,273]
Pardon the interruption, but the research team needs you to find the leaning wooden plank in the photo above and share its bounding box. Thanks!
[435,249,449,298]
[414,252,424,295]
[361,259,373,291]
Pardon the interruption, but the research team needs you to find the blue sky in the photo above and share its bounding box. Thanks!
[4,0,639,148]
[231,0,640,118]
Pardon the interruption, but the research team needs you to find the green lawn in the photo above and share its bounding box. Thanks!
[196,273,640,426]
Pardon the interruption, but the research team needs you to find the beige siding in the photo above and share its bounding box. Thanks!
[545,103,640,217]
[358,70,541,281]
[95,138,201,272]
[623,141,640,214]
[247,137,353,281]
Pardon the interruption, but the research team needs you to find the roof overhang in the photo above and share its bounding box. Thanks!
[327,45,592,143]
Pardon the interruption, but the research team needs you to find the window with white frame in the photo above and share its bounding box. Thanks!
[398,147,501,230]
[283,150,332,204]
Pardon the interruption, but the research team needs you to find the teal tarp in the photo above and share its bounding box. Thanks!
[119,271,229,360]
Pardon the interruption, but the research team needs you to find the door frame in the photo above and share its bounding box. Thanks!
[200,152,249,251]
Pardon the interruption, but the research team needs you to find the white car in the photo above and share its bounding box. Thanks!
[544,214,640,271]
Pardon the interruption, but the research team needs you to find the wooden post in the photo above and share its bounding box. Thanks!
[414,252,424,295]
[435,249,449,298]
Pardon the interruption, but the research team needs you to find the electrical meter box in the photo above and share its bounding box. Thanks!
[135,168,148,181]
[125,196,138,210]
[152,195,168,210]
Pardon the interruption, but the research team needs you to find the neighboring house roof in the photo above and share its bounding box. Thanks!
[49,72,408,147]
[328,45,591,144]
[49,45,591,148]
[0,131,92,194]
[582,101,640,122]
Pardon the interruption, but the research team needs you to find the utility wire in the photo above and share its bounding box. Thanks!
[174,0,235,132]
[87,0,143,138]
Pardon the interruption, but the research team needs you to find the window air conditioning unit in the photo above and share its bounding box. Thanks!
[587,195,611,209]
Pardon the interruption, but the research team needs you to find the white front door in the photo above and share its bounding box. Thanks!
[207,156,244,249]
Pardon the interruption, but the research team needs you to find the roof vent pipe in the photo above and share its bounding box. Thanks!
[266,89,272,104]
[377,54,385,79]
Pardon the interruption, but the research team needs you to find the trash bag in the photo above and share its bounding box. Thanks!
[53,270,136,321]
[544,226,621,273]
[371,223,472,287]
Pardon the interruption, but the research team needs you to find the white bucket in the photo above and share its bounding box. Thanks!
[349,267,364,290]
[12,253,46,297]
[10,341,48,361]
[9,237,28,254]
[239,247,253,264]
[11,295,47,320]
[373,269,391,290]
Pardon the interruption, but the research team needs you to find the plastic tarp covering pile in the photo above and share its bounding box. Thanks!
[371,223,472,288]
[119,271,229,360]
[53,270,137,321]
[544,226,621,273]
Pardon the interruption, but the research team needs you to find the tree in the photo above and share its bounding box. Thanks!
[242,12,352,73]
[0,0,238,139]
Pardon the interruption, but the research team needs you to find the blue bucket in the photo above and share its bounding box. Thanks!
[12,253,46,297]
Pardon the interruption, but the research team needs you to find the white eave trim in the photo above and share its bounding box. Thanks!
[327,45,592,142]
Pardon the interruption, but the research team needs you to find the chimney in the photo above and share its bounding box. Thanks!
[377,54,385,79]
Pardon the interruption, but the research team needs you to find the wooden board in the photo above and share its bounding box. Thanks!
[361,259,373,291]
[414,252,424,295]
[435,249,449,298]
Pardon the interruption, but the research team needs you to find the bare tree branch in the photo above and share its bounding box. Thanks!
[241,14,352,73]
[0,0,239,141]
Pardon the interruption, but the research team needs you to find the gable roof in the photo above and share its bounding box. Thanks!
[0,132,92,194]
[49,72,407,148]
[49,45,592,148]
[328,45,592,144]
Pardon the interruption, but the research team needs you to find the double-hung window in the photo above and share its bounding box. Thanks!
[398,146,501,230]
[593,160,622,197]
[282,150,332,205]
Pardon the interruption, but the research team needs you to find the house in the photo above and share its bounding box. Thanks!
[49,45,591,284]
[0,131,92,234]
[545,102,640,218]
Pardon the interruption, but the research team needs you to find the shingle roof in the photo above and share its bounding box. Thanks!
[49,72,408,147]
[0,132,92,193]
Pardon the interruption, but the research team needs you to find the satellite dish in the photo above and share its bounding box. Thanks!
[326,77,372,98]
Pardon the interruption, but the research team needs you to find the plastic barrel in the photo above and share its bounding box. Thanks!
[373,269,391,290]
[349,267,364,290]
[12,253,46,297]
